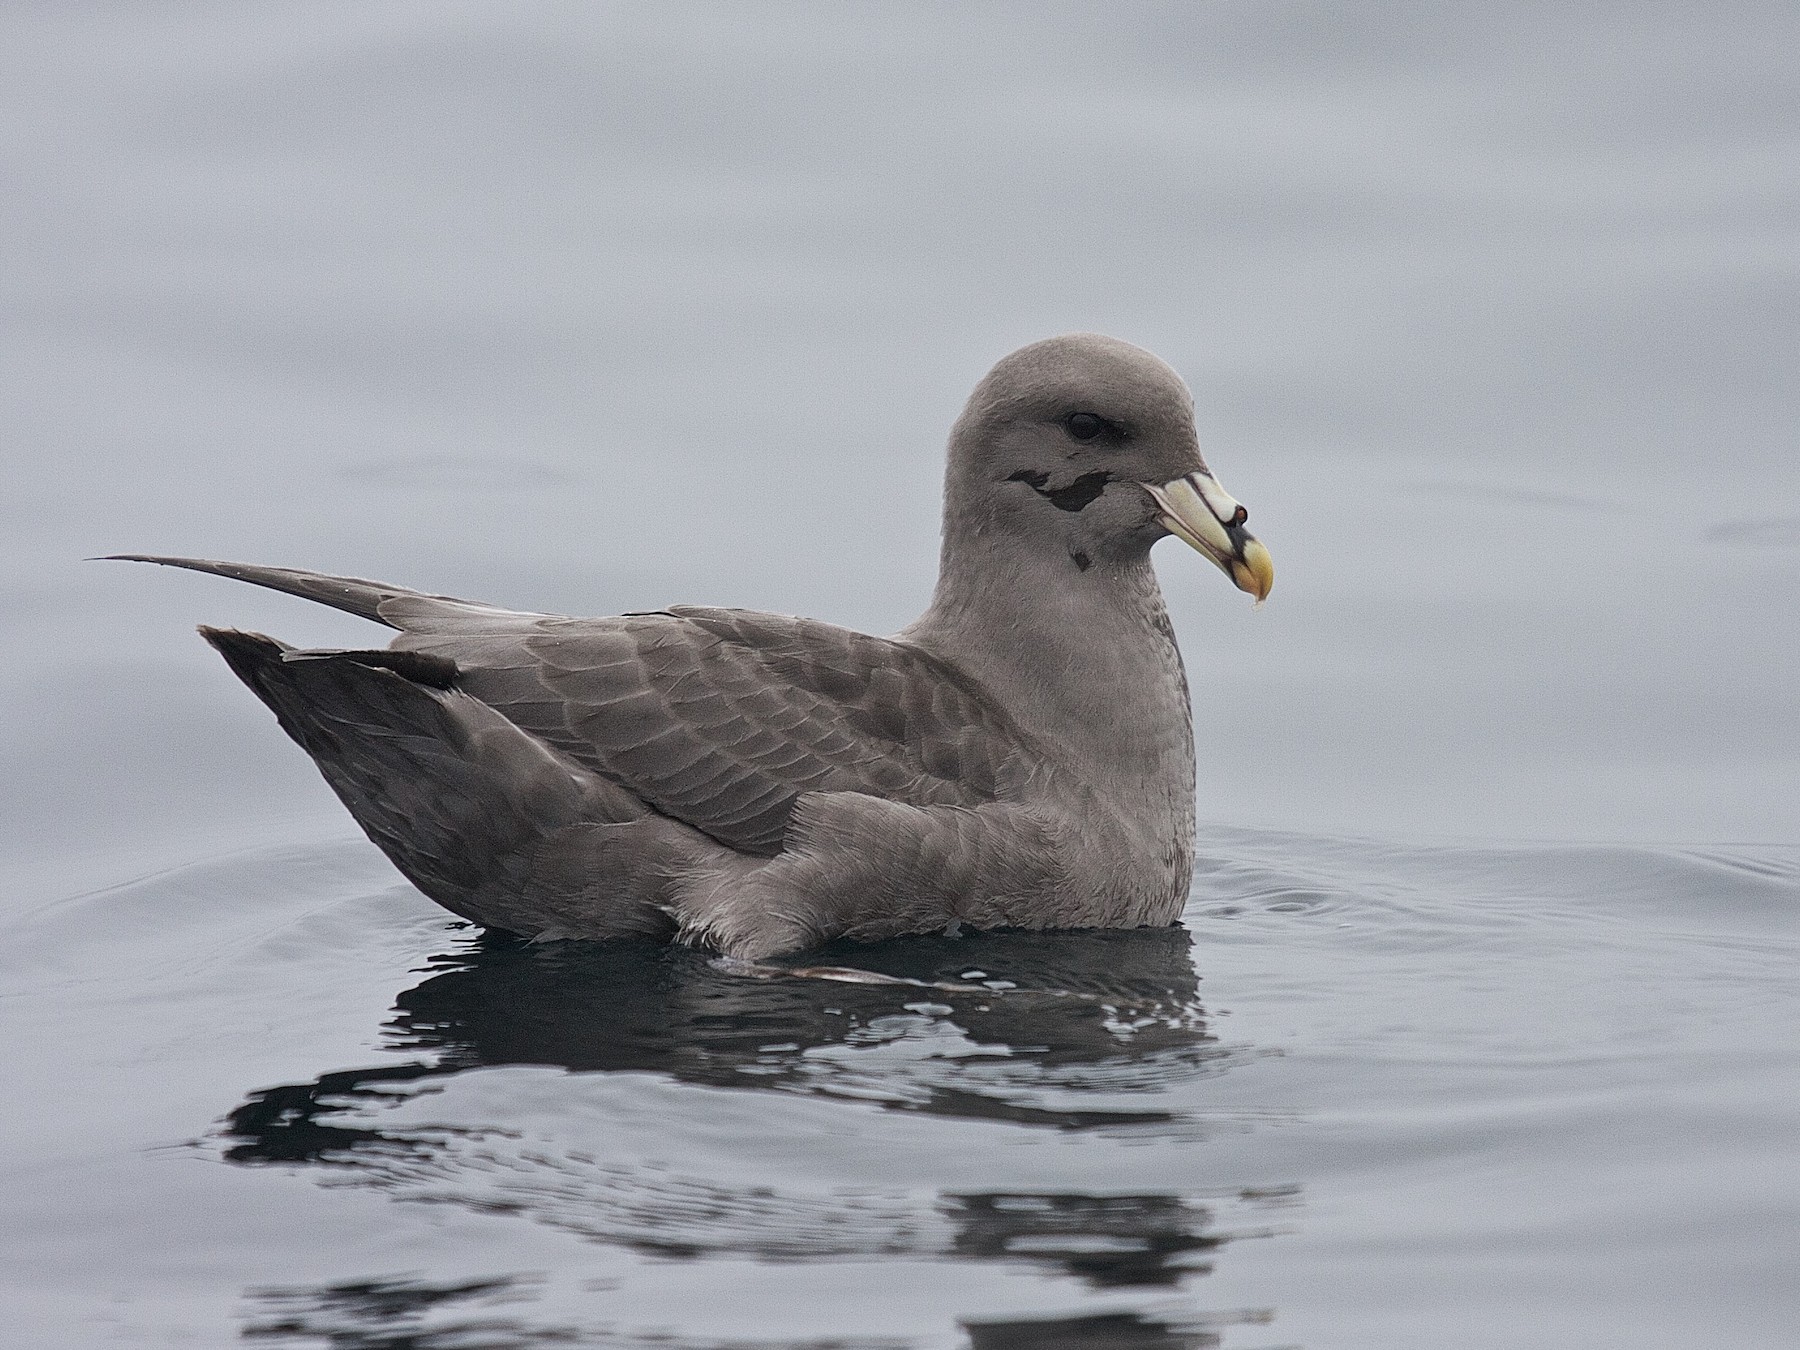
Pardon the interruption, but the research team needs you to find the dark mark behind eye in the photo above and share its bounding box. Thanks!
[1044,471,1112,512]
[1071,550,1092,571]
[1009,469,1112,513]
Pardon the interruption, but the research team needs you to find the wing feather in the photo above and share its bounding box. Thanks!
[394,605,1027,854]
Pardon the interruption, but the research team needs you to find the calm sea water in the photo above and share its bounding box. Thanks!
[3,5,1797,1347]
[4,825,1796,1347]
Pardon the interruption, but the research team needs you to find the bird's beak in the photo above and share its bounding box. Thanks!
[1143,471,1274,603]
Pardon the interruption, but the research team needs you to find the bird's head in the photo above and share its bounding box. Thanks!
[947,333,1272,601]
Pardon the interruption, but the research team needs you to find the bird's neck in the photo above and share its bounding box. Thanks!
[904,533,1196,799]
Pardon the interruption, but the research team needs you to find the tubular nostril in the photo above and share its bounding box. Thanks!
[1231,506,1248,526]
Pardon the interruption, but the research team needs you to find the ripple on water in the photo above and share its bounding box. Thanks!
[1705,516,1800,547]
[7,826,1796,1348]
[213,921,1287,1275]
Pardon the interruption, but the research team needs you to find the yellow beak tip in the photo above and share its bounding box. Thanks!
[1234,543,1275,603]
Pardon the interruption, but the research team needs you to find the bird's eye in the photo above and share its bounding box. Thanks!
[1065,412,1106,442]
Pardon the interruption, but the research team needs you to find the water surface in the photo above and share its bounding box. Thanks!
[4,825,1793,1347]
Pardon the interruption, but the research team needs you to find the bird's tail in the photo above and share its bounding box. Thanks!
[204,627,677,939]
[105,555,498,629]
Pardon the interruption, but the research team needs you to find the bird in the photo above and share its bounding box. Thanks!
[112,333,1272,960]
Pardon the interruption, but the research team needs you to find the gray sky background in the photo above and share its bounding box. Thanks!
[3,1,1796,899]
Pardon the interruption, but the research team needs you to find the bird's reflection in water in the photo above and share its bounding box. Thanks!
[963,1309,1248,1350]
[242,1273,1249,1350]
[242,1272,917,1348]
[227,925,1284,1345]
[229,923,1226,1157]
[243,1275,544,1349]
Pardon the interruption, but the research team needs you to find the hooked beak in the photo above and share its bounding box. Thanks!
[1143,471,1274,603]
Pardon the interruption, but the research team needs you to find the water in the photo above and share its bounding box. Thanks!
[4,825,1794,1347]
[3,4,1798,1346]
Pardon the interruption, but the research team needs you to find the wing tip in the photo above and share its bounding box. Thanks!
[280,647,461,690]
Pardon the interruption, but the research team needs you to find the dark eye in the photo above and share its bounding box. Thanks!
[1065,412,1106,442]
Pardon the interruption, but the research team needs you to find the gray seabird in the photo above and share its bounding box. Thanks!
[114,334,1273,959]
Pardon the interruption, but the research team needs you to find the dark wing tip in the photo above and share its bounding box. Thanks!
[280,647,460,690]
[197,625,292,690]
[198,624,285,651]
[197,626,459,691]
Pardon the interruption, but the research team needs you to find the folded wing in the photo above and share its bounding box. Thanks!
[396,605,1030,855]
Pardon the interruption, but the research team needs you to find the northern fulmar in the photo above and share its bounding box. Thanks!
[114,334,1273,959]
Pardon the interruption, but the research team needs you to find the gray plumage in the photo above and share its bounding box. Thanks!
[114,334,1272,959]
